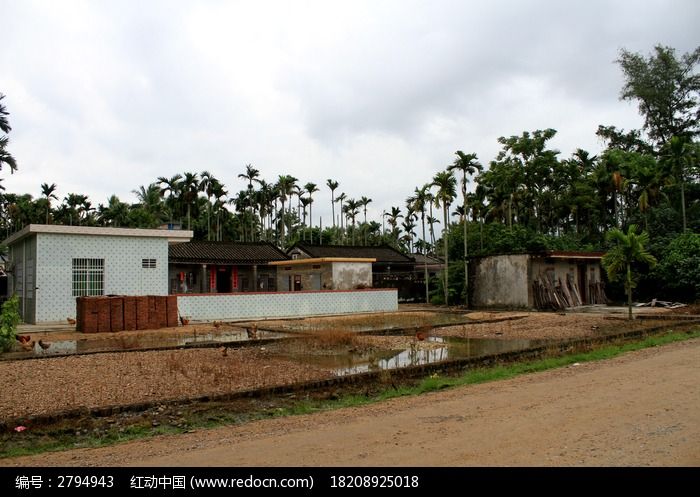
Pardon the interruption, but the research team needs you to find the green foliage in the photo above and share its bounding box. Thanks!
[603,225,657,282]
[430,262,463,305]
[0,93,18,174]
[602,224,657,318]
[653,232,700,301]
[0,295,21,352]
[617,45,700,145]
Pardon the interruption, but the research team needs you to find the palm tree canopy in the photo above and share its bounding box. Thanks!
[238,164,260,189]
[41,182,58,200]
[0,93,11,134]
[305,182,319,195]
[432,171,457,208]
[602,224,657,282]
[0,135,18,173]
[448,151,483,192]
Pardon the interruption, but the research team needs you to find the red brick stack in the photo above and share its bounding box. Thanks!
[166,295,178,327]
[76,296,98,333]
[75,295,178,333]
[110,298,124,332]
[136,297,150,330]
[96,298,111,333]
[123,297,137,331]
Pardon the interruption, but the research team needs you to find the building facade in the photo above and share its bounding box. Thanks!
[471,252,606,309]
[167,241,288,294]
[2,225,192,323]
[269,258,374,291]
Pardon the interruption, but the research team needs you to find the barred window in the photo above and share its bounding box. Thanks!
[72,258,104,297]
[142,258,157,269]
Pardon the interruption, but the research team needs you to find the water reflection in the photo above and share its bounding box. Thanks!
[332,336,551,376]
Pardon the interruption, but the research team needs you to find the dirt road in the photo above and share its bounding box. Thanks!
[5,339,699,467]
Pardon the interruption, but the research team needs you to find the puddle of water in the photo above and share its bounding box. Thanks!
[329,336,551,376]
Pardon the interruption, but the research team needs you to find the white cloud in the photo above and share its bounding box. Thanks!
[1,0,698,227]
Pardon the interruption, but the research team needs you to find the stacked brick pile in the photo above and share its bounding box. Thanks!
[76,295,179,333]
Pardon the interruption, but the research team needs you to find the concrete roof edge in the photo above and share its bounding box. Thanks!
[268,257,376,265]
[2,224,193,246]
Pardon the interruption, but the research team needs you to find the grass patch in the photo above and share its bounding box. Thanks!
[2,327,697,459]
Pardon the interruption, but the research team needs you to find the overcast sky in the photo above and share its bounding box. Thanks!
[1,0,698,227]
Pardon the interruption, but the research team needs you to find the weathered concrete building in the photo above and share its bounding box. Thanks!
[2,225,192,323]
[471,252,605,309]
[269,258,374,291]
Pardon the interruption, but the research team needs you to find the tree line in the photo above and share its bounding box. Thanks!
[1,45,699,303]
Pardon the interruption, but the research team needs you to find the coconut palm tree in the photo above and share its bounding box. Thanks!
[342,198,358,245]
[448,151,482,306]
[238,164,260,241]
[432,170,457,305]
[300,196,312,236]
[98,195,130,227]
[180,172,199,231]
[359,196,372,244]
[408,185,430,302]
[304,182,319,242]
[0,137,16,174]
[199,171,219,240]
[0,94,17,174]
[661,135,694,232]
[157,174,183,224]
[0,94,10,134]
[385,206,403,244]
[602,224,657,321]
[211,182,228,241]
[40,182,58,224]
[326,179,339,228]
[336,192,347,231]
[132,183,166,227]
[276,175,297,245]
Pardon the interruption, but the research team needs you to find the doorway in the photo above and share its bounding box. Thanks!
[216,266,232,293]
[577,264,587,304]
[293,275,302,291]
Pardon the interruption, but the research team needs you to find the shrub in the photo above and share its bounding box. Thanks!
[0,295,22,352]
[653,232,700,301]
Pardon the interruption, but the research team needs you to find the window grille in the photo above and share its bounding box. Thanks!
[142,258,157,269]
[72,258,104,296]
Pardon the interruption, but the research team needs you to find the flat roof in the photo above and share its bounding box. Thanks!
[2,224,193,246]
[543,251,605,260]
[268,257,376,266]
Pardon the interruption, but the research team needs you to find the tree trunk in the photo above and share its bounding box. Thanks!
[462,178,468,308]
[681,181,686,232]
[422,213,429,304]
[443,204,449,306]
[331,192,335,228]
[627,262,632,321]
[429,202,435,248]
[479,216,483,251]
[508,194,513,231]
[207,203,211,241]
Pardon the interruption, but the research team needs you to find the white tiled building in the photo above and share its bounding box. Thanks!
[2,225,192,324]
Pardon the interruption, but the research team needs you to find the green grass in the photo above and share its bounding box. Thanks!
[2,327,698,459]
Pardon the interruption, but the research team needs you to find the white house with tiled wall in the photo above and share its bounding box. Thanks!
[2,225,192,324]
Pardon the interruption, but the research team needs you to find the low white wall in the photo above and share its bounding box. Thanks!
[177,289,398,321]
